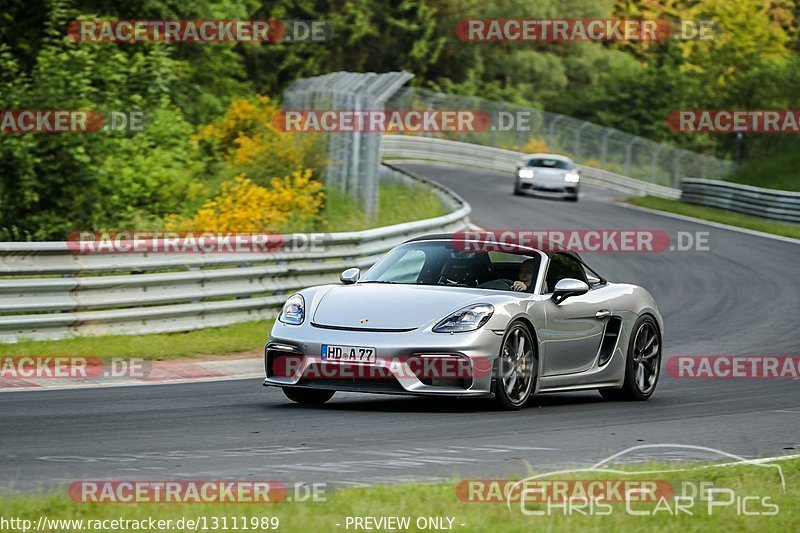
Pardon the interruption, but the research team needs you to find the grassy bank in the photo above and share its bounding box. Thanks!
[325,182,448,231]
[1,457,797,532]
[725,146,800,192]
[0,320,274,360]
[625,196,800,240]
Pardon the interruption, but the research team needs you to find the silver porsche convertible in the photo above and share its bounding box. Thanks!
[264,234,663,410]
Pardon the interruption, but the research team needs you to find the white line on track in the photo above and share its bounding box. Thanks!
[617,201,800,245]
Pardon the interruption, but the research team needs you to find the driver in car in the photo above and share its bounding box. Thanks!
[512,259,537,292]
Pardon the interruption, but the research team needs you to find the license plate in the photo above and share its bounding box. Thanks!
[321,344,376,363]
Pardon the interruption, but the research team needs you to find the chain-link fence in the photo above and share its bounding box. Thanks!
[283,71,413,215]
[283,72,734,213]
[387,87,734,188]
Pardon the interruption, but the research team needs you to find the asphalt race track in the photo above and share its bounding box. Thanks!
[1,163,798,491]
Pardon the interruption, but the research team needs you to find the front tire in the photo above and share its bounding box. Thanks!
[494,322,537,410]
[600,315,661,401]
[283,387,335,405]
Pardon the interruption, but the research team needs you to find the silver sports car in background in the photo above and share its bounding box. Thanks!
[514,153,580,201]
[264,234,662,410]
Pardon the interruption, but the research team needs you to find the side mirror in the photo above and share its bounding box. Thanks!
[340,267,360,285]
[551,278,589,304]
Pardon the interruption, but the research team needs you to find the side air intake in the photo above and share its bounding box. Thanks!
[598,317,622,366]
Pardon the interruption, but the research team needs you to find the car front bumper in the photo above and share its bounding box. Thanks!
[516,178,579,198]
[263,322,503,397]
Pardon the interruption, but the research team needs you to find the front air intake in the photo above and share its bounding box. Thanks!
[266,344,304,378]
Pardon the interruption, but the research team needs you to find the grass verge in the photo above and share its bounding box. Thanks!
[325,182,448,231]
[0,458,797,532]
[0,320,273,360]
[725,145,800,192]
[625,196,800,240]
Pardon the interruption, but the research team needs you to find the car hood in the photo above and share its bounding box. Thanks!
[527,167,567,179]
[311,284,496,330]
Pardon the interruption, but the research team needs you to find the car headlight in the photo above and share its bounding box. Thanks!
[564,172,580,183]
[433,304,494,333]
[518,168,534,179]
[278,294,305,325]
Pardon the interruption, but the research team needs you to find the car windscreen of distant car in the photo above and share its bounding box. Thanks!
[527,158,572,169]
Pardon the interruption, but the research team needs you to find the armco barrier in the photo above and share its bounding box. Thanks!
[380,135,682,199]
[681,178,800,224]
[0,165,470,343]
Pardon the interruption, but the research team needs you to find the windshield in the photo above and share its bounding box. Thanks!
[527,158,573,170]
[359,241,541,292]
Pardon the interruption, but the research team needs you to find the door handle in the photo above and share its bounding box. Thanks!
[595,309,611,319]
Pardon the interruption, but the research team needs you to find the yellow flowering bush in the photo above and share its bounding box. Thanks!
[192,95,325,183]
[168,95,328,233]
[168,170,324,233]
[521,137,549,154]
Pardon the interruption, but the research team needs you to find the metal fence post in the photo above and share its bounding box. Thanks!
[672,152,683,188]
[600,129,614,168]
[650,144,663,184]
[624,138,639,177]
[574,121,590,160]
[548,115,565,149]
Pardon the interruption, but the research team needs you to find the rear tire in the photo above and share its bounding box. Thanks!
[494,322,537,410]
[599,315,661,401]
[283,387,335,405]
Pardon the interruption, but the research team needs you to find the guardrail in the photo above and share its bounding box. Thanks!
[0,165,471,343]
[381,135,682,199]
[681,178,800,224]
